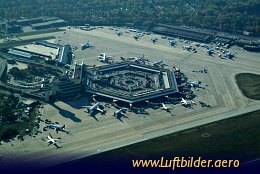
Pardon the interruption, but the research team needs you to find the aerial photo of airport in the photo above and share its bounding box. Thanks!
[0,0,260,173]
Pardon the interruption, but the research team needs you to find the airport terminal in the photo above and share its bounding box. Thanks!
[85,61,178,103]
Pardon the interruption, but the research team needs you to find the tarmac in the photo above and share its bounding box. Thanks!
[0,26,260,169]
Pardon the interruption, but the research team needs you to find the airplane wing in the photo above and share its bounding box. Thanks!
[162,103,166,109]
[191,100,196,104]
[181,98,187,104]
[93,97,97,103]
[96,107,103,113]
[91,102,100,109]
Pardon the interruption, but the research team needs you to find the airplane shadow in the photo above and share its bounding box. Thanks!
[115,115,129,123]
[90,112,99,122]
[64,97,92,109]
[50,102,81,123]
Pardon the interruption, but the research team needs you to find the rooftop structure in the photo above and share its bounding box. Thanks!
[7,40,72,65]
[14,43,58,60]
[85,62,178,103]
[52,76,81,99]
[31,19,67,30]
[153,24,213,43]
[8,49,33,59]
[15,17,45,25]
[57,45,72,65]
[34,40,60,49]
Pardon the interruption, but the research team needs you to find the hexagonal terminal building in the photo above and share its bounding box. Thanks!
[85,62,179,103]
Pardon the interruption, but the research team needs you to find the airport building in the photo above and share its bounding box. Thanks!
[52,76,81,99]
[85,62,179,103]
[7,41,72,65]
[31,19,67,30]
[152,24,213,43]
[57,45,72,65]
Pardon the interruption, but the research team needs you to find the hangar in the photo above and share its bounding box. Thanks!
[85,62,179,103]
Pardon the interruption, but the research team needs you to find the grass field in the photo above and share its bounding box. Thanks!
[236,73,260,100]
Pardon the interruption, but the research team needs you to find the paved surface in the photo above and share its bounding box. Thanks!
[0,27,260,169]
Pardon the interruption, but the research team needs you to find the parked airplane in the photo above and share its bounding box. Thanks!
[135,54,149,63]
[98,53,112,62]
[83,102,105,114]
[169,40,176,47]
[180,98,188,105]
[81,40,93,50]
[161,103,171,112]
[47,123,69,134]
[116,31,123,36]
[133,34,140,40]
[47,133,61,149]
[187,81,201,89]
[207,49,214,56]
[129,29,137,32]
[114,108,127,117]
[151,37,158,43]
[153,60,163,66]
[224,51,235,59]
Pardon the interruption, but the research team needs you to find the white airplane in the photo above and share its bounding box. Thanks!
[187,81,201,89]
[183,45,192,50]
[83,102,105,114]
[135,54,148,63]
[180,98,188,105]
[47,133,61,149]
[98,53,112,62]
[224,51,235,59]
[47,124,68,134]
[129,29,137,32]
[81,40,93,50]
[114,108,127,117]
[207,49,214,55]
[161,103,171,112]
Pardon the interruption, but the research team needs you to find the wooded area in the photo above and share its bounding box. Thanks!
[0,0,259,33]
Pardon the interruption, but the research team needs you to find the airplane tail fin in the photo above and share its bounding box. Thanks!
[102,110,107,115]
